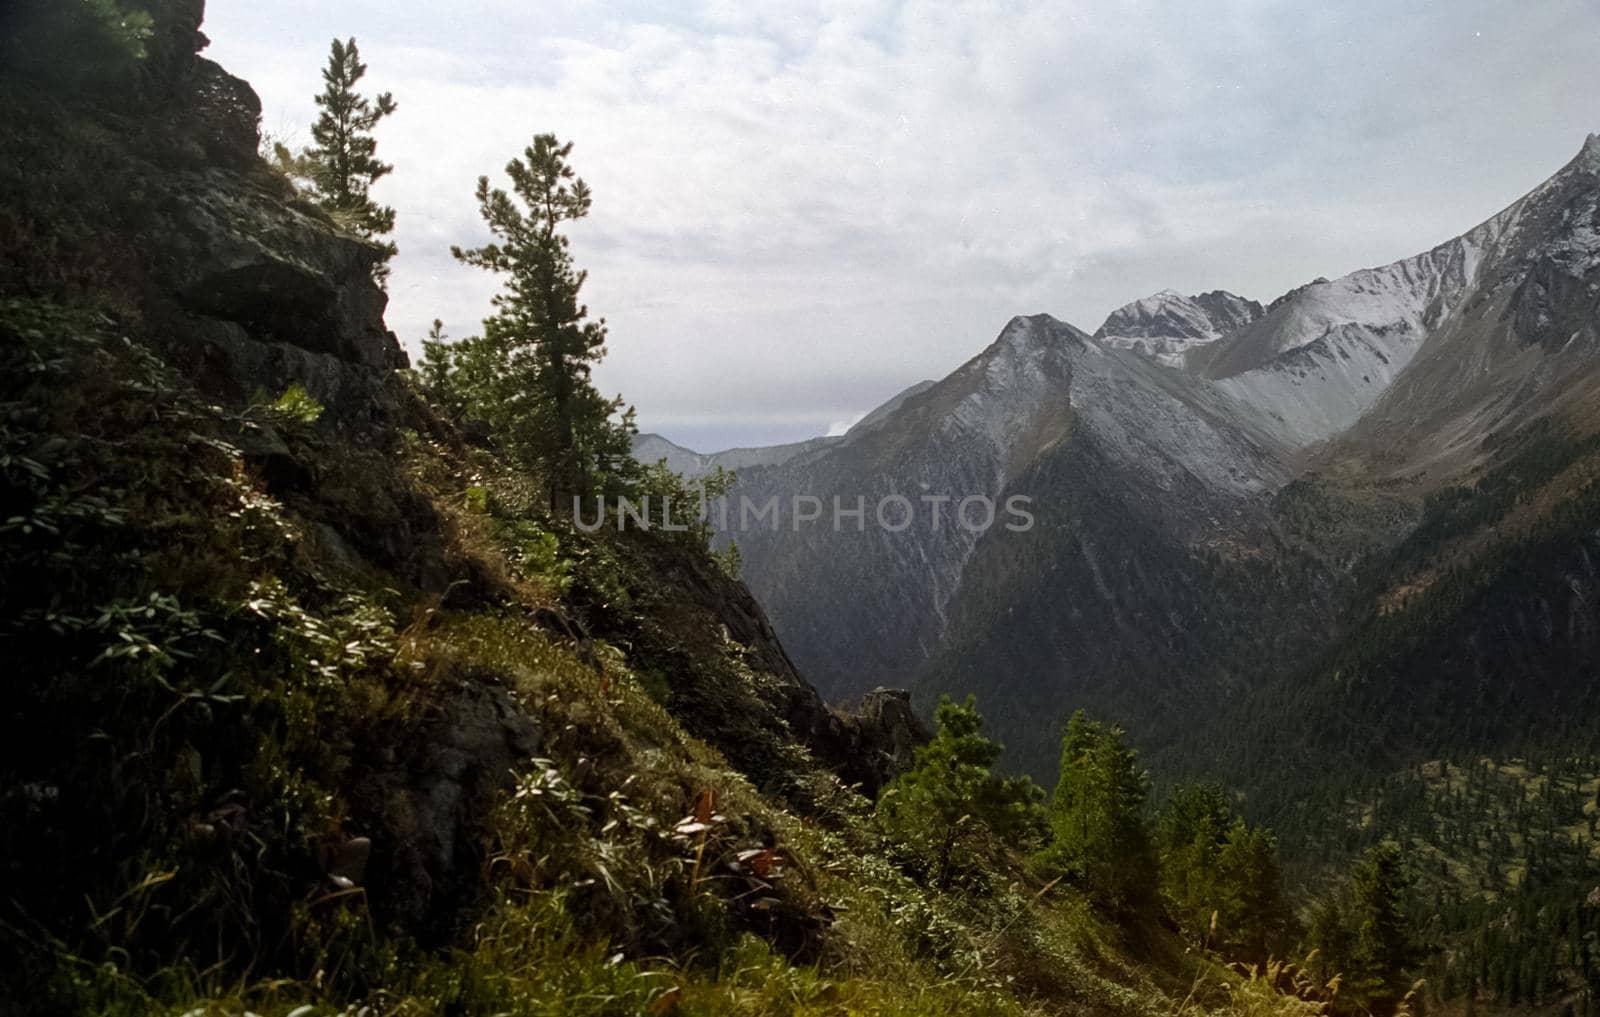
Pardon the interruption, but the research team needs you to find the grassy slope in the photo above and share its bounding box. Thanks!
[0,296,1240,1017]
[0,78,1318,1017]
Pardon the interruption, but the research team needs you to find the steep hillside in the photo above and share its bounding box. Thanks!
[0,8,1325,1017]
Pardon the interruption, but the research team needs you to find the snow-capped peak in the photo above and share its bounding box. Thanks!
[1091,289,1263,367]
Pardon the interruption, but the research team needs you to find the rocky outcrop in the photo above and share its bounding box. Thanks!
[832,688,928,793]
[631,528,924,797]
[370,678,543,934]
[1,1,406,436]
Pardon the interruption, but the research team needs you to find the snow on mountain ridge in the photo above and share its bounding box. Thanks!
[1181,139,1600,447]
[647,135,1600,490]
[944,314,1083,455]
[1093,289,1263,367]
[1204,134,1600,385]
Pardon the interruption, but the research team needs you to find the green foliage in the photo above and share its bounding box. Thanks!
[1042,711,1158,911]
[1399,756,1600,1011]
[714,538,743,580]
[876,695,1046,889]
[300,37,398,282]
[0,303,411,1009]
[256,383,325,426]
[426,134,638,508]
[496,516,574,595]
[1156,783,1287,960]
[1306,840,1420,1016]
[622,461,735,549]
[416,318,468,416]
[272,383,324,425]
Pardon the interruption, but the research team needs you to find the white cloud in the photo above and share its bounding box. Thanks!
[205,0,1600,452]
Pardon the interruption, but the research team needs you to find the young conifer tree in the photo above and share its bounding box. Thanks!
[1044,711,1158,911]
[448,134,636,509]
[304,37,398,283]
[875,694,1046,888]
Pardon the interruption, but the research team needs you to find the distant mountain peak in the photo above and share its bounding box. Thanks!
[1091,288,1262,367]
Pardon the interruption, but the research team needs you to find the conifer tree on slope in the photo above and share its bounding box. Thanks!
[1346,840,1420,1013]
[875,694,1045,888]
[1045,711,1158,911]
[1155,782,1286,960]
[305,37,397,283]
[448,134,635,510]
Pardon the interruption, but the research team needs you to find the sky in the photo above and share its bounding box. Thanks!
[206,0,1600,453]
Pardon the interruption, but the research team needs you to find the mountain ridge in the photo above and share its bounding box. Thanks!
[648,132,1600,801]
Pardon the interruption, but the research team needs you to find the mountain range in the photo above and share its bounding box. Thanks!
[636,135,1600,818]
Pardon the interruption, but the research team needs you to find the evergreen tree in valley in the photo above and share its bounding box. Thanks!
[1347,840,1420,1013]
[1307,840,1420,1016]
[1155,782,1232,934]
[876,695,1046,889]
[1043,711,1158,911]
[304,37,398,283]
[1154,782,1287,960]
[441,134,636,508]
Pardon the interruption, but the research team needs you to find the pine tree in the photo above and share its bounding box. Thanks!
[1214,821,1285,960]
[445,134,636,508]
[1155,783,1231,934]
[1343,840,1420,1014]
[876,695,1046,889]
[304,37,398,283]
[1043,711,1157,911]
[1154,782,1286,960]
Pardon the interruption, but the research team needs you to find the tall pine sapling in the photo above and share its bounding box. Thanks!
[1154,782,1287,960]
[304,37,398,283]
[1042,711,1158,911]
[1305,839,1420,1016]
[447,134,636,510]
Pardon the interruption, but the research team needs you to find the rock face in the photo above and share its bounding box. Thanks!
[379,680,544,933]
[2,0,408,435]
[837,689,928,792]
[626,526,925,797]
[679,135,1600,782]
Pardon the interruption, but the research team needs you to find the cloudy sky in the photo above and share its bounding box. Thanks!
[207,0,1600,452]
